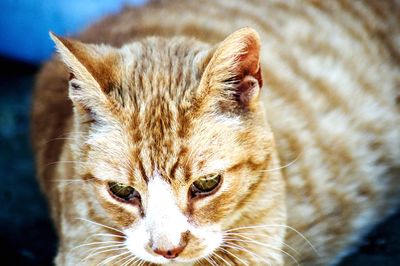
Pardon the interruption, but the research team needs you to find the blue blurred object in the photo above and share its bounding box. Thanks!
[0,0,145,63]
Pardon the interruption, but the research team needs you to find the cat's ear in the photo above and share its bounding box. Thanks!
[200,28,262,109]
[50,32,119,117]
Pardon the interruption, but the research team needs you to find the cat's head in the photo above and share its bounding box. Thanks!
[52,28,285,264]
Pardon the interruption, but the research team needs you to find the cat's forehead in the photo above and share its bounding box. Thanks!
[110,37,211,127]
[114,38,210,137]
[120,37,209,95]
[103,38,223,180]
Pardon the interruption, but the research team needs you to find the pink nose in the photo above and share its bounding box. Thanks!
[153,244,186,259]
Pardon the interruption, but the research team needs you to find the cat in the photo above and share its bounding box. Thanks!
[31,0,400,265]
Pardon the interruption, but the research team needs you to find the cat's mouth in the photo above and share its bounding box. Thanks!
[136,250,203,265]
[139,237,215,265]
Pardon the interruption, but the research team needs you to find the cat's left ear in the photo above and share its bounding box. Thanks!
[199,27,263,109]
[49,32,120,118]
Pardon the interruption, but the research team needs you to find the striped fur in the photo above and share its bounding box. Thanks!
[32,0,400,265]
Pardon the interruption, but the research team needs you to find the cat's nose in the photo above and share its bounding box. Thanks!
[153,243,187,259]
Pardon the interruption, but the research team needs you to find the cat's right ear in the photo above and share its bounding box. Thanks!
[198,28,263,111]
[50,32,119,117]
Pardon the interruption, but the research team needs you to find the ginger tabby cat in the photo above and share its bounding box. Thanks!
[32,0,400,265]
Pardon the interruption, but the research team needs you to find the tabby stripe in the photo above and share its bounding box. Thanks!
[313,1,374,56]
[367,1,390,22]
[337,0,378,34]
[295,37,389,108]
[211,0,284,41]
[265,69,342,217]
[137,154,148,183]
[279,50,351,114]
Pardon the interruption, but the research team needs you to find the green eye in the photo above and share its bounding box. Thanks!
[108,182,140,203]
[191,173,222,197]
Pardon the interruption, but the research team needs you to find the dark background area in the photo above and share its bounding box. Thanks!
[0,57,399,265]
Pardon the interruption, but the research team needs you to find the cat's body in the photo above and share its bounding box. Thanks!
[32,0,400,265]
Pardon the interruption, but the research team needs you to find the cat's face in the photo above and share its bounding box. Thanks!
[52,28,284,264]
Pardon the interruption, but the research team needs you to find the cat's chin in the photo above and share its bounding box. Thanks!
[133,254,198,266]
[146,259,191,265]
[155,259,197,266]
[128,248,209,265]
[124,245,211,266]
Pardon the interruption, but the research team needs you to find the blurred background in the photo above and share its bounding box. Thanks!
[0,0,399,265]
[0,0,145,63]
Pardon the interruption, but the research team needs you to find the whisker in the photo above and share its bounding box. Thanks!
[72,240,123,251]
[97,250,131,266]
[204,256,218,266]
[136,259,146,266]
[84,243,126,256]
[113,253,132,266]
[120,255,138,266]
[259,151,303,173]
[76,217,125,234]
[218,246,249,266]
[210,255,220,266]
[56,131,88,137]
[43,137,76,145]
[42,131,88,145]
[224,232,299,255]
[221,242,271,266]
[225,224,318,255]
[72,232,125,255]
[194,257,205,266]
[82,243,124,258]
[224,237,299,266]
[127,257,142,266]
[89,233,127,239]
[213,251,232,266]
[83,246,127,262]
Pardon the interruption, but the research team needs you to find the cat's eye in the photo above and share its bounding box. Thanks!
[190,173,222,198]
[108,182,141,203]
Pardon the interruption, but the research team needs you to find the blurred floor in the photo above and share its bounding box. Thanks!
[0,57,399,266]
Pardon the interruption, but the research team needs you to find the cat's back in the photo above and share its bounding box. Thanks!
[239,1,400,264]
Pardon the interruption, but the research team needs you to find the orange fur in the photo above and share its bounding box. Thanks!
[32,1,400,265]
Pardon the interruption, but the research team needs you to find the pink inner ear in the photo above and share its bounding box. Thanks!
[69,72,75,81]
[232,37,263,107]
[235,38,263,88]
[237,75,260,106]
